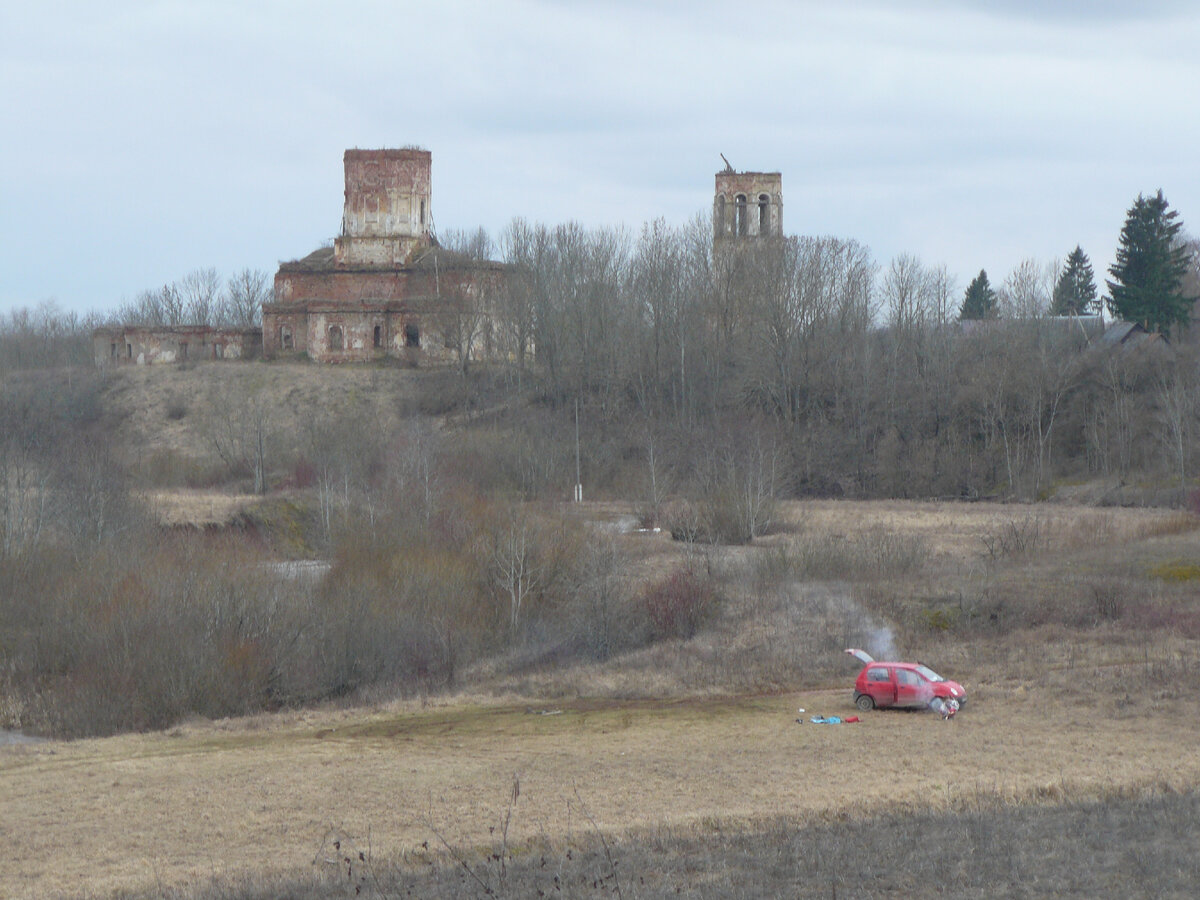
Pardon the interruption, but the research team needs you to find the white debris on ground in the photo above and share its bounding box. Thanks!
[260,560,331,581]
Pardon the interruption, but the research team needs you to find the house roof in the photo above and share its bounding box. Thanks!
[1101,321,1141,345]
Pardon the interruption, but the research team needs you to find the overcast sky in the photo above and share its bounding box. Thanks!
[3,0,1198,316]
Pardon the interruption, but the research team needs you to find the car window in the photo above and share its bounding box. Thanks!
[867,666,890,683]
[915,665,943,682]
[897,669,921,686]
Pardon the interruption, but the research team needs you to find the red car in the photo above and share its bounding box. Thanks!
[845,649,966,713]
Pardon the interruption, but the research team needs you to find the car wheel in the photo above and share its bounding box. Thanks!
[855,693,875,712]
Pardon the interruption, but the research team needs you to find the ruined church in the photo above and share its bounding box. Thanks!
[264,148,504,363]
[94,148,504,366]
[94,150,781,367]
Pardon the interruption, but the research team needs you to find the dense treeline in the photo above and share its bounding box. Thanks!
[444,216,1200,507]
[0,301,100,370]
[104,267,270,330]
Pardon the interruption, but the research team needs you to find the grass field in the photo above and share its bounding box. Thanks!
[5,497,1200,898]
[6,684,1200,898]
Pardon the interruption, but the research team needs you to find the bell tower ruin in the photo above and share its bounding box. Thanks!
[713,158,782,243]
[334,148,433,267]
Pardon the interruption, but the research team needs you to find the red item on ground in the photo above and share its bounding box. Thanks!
[844,716,860,723]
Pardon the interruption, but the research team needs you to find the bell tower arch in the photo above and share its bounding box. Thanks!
[713,158,782,243]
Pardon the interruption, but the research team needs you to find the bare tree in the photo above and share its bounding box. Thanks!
[564,534,631,660]
[998,259,1055,319]
[497,218,544,380]
[386,420,443,528]
[116,288,167,326]
[53,439,142,559]
[696,419,781,543]
[0,440,50,559]
[883,253,937,333]
[927,265,957,327]
[1089,355,1136,477]
[441,226,494,261]
[0,301,96,370]
[489,509,545,634]
[437,278,489,376]
[223,268,269,328]
[1024,329,1082,496]
[178,268,222,326]
[1157,355,1198,499]
[208,381,275,494]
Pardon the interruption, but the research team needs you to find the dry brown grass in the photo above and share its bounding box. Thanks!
[99,362,422,475]
[769,498,1194,562]
[5,682,1200,898]
[7,498,1200,897]
[144,490,259,527]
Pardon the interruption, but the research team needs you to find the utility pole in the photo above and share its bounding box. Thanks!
[574,398,582,503]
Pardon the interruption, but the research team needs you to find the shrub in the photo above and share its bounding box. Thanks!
[641,570,720,641]
[701,486,757,545]
[663,500,703,543]
[165,396,188,420]
[920,605,960,632]
[290,456,318,489]
[979,515,1046,562]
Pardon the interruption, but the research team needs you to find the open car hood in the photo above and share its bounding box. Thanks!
[844,648,875,664]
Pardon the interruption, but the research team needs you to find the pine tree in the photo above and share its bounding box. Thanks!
[1106,190,1195,332]
[1050,246,1097,316]
[959,269,997,320]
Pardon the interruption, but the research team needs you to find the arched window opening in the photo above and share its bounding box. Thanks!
[420,200,426,226]
[280,324,293,351]
[373,324,382,348]
[715,194,726,238]
[404,323,420,348]
[758,194,770,236]
[329,325,344,351]
[735,195,748,236]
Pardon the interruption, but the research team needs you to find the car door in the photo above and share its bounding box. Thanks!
[865,665,896,707]
[895,668,927,707]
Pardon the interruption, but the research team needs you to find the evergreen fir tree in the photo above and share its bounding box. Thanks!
[1050,246,1097,316]
[1106,190,1195,332]
[959,269,997,320]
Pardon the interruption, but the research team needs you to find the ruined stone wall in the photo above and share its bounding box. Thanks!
[336,148,432,267]
[93,327,261,367]
[333,234,423,267]
[404,264,501,300]
[263,303,427,362]
[261,308,310,357]
[274,269,411,305]
[309,307,413,362]
[714,171,783,239]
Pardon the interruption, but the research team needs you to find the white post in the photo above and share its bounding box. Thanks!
[574,398,582,503]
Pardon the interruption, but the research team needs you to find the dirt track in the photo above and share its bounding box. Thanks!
[5,684,1200,898]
